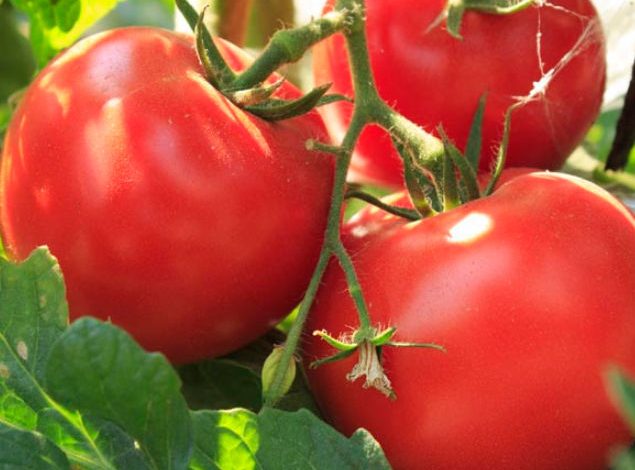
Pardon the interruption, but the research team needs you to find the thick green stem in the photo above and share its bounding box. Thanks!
[230,9,353,90]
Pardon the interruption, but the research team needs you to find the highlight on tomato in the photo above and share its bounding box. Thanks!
[304,171,635,469]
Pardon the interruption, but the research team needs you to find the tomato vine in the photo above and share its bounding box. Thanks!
[223,0,452,406]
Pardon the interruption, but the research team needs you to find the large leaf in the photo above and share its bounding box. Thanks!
[189,407,391,469]
[46,318,193,469]
[0,249,153,468]
[0,250,385,468]
[0,422,69,469]
[0,247,67,409]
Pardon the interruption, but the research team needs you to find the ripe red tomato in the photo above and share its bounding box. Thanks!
[314,0,606,187]
[1,27,334,364]
[304,172,635,469]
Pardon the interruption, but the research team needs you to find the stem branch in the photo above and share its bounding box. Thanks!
[230,9,354,90]
[262,0,446,406]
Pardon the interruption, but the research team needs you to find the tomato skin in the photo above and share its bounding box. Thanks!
[1,27,334,364]
[314,0,606,187]
[304,172,635,469]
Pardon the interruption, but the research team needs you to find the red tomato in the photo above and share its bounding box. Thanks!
[314,0,606,187]
[304,172,635,469]
[1,27,334,364]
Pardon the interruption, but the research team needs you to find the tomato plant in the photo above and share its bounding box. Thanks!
[313,0,606,187]
[0,26,334,364]
[304,172,635,469]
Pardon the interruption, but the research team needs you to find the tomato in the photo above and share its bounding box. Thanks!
[0,27,334,364]
[303,172,635,469]
[313,0,606,187]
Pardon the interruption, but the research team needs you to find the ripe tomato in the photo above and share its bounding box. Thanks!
[1,27,334,364]
[314,0,606,187]
[304,172,635,469]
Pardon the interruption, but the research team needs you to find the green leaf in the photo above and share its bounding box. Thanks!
[9,0,121,67]
[190,408,391,470]
[0,249,152,468]
[0,4,35,101]
[0,422,69,469]
[37,409,152,469]
[0,247,68,410]
[179,331,319,415]
[608,368,635,433]
[614,449,635,470]
[45,318,193,469]
[0,381,37,430]
[179,360,262,412]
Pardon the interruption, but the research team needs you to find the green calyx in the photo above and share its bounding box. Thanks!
[311,326,445,400]
[176,0,353,121]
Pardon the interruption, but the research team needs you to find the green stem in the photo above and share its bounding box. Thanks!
[263,134,354,409]
[230,9,354,90]
[263,0,446,406]
[331,239,372,330]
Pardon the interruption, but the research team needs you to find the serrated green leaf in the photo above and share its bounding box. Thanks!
[0,247,68,410]
[45,318,193,470]
[190,408,390,470]
[9,0,120,67]
[0,422,69,469]
[259,408,391,469]
[0,250,165,467]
